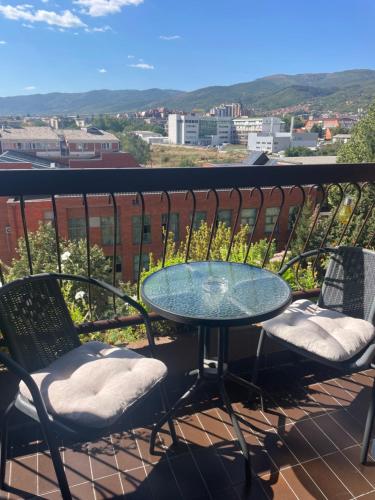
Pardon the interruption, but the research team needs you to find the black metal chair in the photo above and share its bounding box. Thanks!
[252,246,375,464]
[0,273,178,500]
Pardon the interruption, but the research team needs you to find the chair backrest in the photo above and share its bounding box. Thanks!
[0,274,81,372]
[318,247,375,324]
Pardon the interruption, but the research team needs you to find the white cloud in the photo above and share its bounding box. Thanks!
[24,85,36,90]
[22,22,34,28]
[41,0,49,3]
[0,40,6,44]
[98,68,107,73]
[85,24,112,32]
[0,4,86,28]
[74,0,143,17]
[127,54,134,58]
[129,63,154,70]
[159,35,180,40]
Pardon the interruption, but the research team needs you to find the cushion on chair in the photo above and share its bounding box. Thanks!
[262,299,375,362]
[19,341,167,428]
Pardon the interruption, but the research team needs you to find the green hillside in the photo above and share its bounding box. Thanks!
[0,69,374,115]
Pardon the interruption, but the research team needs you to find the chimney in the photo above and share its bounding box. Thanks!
[290,116,294,136]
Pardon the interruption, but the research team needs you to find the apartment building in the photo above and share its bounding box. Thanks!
[0,126,120,159]
[168,114,232,146]
[231,117,284,144]
[248,131,318,153]
[209,103,242,118]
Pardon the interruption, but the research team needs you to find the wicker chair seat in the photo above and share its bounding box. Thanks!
[19,340,167,428]
[263,299,375,362]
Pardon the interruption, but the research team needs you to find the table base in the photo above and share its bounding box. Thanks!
[150,326,263,487]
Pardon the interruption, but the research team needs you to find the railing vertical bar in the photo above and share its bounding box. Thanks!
[136,192,145,299]
[336,183,361,246]
[244,187,264,263]
[20,195,33,275]
[82,194,92,316]
[51,195,62,274]
[262,186,285,268]
[316,183,344,254]
[160,191,171,268]
[0,263,5,285]
[206,189,219,261]
[278,185,306,270]
[109,193,118,313]
[353,183,375,245]
[185,190,196,263]
[226,188,242,261]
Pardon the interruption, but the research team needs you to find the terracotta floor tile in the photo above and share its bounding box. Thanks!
[37,450,60,495]
[336,375,365,396]
[145,459,182,500]
[110,430,143,472]
[8,455,38,498]
[235,478,269,500]
[313,413,356,450]
[121,466,149,498]
[133,426,166,466]
[281,464,326,500]
[259,429,298,471]
[358,491,375,499]
[278,423,318,463]
[306,383,342,413]
[63,442,92,487]
[319,379,355,406]
[323,450,373,497]
[295,418,337,456]
[93,473,124,499]
[87,437,118,480]
[169,452,210,499]
[270,392,309,422]
[329,408,364,443]
[196,407,233,447]
[303,457,352,499]
[191,448,233,495]
[260,470,298,499]
[176,413,211,449]
[217,442,251,486]
[40,482,95,500]
[342,445,375,488]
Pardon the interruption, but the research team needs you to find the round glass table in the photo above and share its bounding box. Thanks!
[142,261,292,485]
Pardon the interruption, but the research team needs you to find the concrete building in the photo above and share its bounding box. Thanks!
[0,126,61,157]
[168,114,232,146]
[248,131,318,153]
[0,126,120,159]
[209,103,242,118]
[332,134,351,144]
[132,131,169,145]
[232,117,284,144]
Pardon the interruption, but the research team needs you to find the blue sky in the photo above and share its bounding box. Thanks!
[0,0,374,96]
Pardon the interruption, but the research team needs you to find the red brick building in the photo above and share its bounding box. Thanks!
[0,163,306,282]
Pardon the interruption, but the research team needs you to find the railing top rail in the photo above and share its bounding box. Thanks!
[0,163,374,196]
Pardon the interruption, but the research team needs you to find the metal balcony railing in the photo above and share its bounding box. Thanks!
[0,163,374,334]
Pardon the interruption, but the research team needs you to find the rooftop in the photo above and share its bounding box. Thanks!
[0,126,59,141]
[62,128,120,143]
[0,150,65,169]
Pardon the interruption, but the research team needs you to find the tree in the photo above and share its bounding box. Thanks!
[336,102,375,247]
[285,146,315,157]
[120,133,151,164]
[5,222,113,319]
[310,124,324,138]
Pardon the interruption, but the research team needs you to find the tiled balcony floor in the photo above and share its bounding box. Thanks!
[2,361,375,499]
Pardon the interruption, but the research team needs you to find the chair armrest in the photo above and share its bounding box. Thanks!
[0,351,52,422]
[48,273,156,351]
[278,247,337,276]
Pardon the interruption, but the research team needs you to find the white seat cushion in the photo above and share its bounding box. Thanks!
[262,299,375,362]
[19,341,167,428]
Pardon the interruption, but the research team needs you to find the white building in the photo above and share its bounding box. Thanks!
[0,126,61,157]
[168,114,232,146]
[248,131,318,154]
[232,117,283,144]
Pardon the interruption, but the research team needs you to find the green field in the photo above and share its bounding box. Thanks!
[150,144,248,167]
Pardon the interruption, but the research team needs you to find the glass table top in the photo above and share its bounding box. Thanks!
[141,261,292,326]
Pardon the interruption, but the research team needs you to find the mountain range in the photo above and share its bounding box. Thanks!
[1,69,375,116]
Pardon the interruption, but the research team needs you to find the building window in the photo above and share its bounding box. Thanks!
[44,210,54,223]
[68,217,86,240]
[100,216,121,246]
[191,211,207,230]
[133,254,150,280]
[101,143,111,150]
[217,209,232,227]
[106,255,122,276]
[162,213,179,241]
[240,208,257,229]
[265,207,279,233]
[288,206,299,230]
[132,215,151,244]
